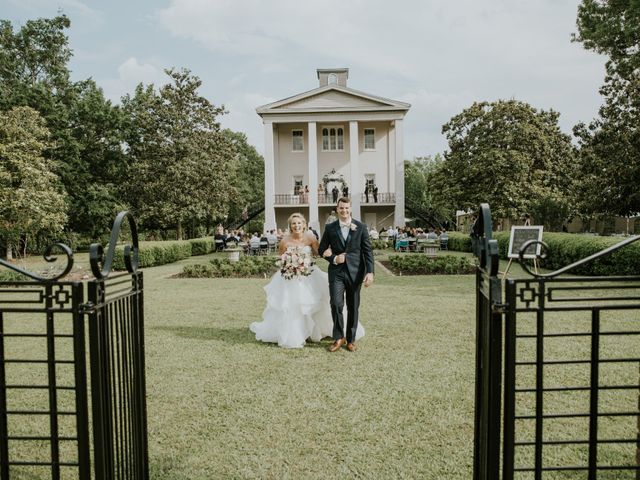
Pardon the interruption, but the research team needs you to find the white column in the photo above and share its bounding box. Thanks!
[307,122,318,229]
[388,122,395,193]
[349,121,360,219]
[393,119,405,227]
[264,121,276,231]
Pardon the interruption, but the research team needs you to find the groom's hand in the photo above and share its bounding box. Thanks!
[323,247,332,258]
[364,273,374,287]
[334,253,346,264]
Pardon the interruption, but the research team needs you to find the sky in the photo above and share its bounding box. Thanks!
[3,0,607,159]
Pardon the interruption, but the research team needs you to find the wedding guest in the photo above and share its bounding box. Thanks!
[373,184,378,203]
[369,226,379,240]
[326,209,338,225]
[250,233,261,255]
[364,184,369,203]
[214,226,227,251]
[332,185,339,203]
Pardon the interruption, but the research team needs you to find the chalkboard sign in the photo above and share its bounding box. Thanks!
[507,226,544,259]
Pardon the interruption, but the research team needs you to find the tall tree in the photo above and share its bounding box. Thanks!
[440,100,576,224]
[0,107,67,259]
[574,0,640,79]
[222,129,264,224]
[573,0,640,217]
[122,69,237,238]
[0,16,127,237]
[404,155,455,227]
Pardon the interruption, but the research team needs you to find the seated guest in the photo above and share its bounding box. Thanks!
[427,228,438,240]
[214,225,227,251]
[249,233,261,254]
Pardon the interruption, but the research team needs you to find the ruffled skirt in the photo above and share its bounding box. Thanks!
[250,267,364,348]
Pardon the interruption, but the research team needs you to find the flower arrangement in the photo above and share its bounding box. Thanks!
[276,246,315,279]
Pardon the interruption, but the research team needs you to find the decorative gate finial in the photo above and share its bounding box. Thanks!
[90,211,139,280]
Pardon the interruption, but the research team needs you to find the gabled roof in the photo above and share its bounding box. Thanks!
[256,84,410,115]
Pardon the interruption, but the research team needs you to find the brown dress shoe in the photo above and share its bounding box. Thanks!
[328,338,346,352]
[346,342,357,352]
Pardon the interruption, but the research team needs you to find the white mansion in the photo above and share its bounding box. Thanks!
[256,68,411,233]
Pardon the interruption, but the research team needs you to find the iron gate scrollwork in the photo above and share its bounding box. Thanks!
[474,203,640,480]
[0,211,148,480]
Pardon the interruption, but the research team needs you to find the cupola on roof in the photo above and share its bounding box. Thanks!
[317,68,348,87]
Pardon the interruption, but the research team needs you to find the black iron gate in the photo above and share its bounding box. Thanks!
[0,212,148,480]
[474,203,640,480]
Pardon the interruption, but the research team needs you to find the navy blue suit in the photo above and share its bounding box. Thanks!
[319,219,374,342]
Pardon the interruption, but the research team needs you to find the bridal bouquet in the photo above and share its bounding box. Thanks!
[276,246,315,279]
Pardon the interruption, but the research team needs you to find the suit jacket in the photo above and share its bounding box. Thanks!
[319,219,374,284]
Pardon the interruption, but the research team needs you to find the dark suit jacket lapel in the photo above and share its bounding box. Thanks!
[345,222,357,247]
[335,221,346,248]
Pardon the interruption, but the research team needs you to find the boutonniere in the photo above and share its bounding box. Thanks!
[350,223,357,231]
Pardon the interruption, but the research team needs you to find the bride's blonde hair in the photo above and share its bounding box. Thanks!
[287,212,307,231]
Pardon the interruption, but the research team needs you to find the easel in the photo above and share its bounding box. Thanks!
[501,220,542,280]
[502,256,538,279]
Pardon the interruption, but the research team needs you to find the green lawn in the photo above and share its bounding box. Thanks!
[2,249,638,479]
[143,254,477,479]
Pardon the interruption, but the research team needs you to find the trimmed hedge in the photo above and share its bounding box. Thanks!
[447,231,640,276]
[447,232,473,252]
[386,254,475,275]
[180,256,277,278]
[112,237,215,270]
[188,238,215,256]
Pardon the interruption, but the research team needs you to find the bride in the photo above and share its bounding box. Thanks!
[249,213,364,348]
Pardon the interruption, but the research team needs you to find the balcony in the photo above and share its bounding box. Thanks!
[274,192,395,206]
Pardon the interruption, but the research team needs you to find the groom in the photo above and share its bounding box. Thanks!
[319,197,374,352]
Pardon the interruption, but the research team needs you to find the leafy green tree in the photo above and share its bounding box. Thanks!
[573,1,640,217]
[0,107,67,259]
[574,0,640,79]
[0,16,127,237]
[222,129,264,224]
[404,155,455,227]
[440,100,576,224]
[122,69,237,238]
[63,79,129,237]
[0,15,72,107]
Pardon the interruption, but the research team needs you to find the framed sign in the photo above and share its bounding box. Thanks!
[507,226,544,259]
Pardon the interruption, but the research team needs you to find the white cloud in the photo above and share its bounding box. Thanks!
[220,93,277,155]
[135,1,608,157]
[101,57,168,102]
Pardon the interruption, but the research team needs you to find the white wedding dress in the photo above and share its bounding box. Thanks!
[250,246,365,348]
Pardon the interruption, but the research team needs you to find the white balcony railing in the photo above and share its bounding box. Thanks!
[274,193,395,206]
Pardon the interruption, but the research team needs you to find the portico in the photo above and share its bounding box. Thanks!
[257,69,410,233]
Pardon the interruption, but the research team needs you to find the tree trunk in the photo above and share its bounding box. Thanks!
[176,221,183,241]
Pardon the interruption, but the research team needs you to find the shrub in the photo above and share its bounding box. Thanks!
[386,254,475,275]
[181,255,278,278]
[372,239,391,250]
[447,232,473,252]
[189,238,215,256]
[447,229,640,276]
[0,269,30,282]
[112,240,193,269]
